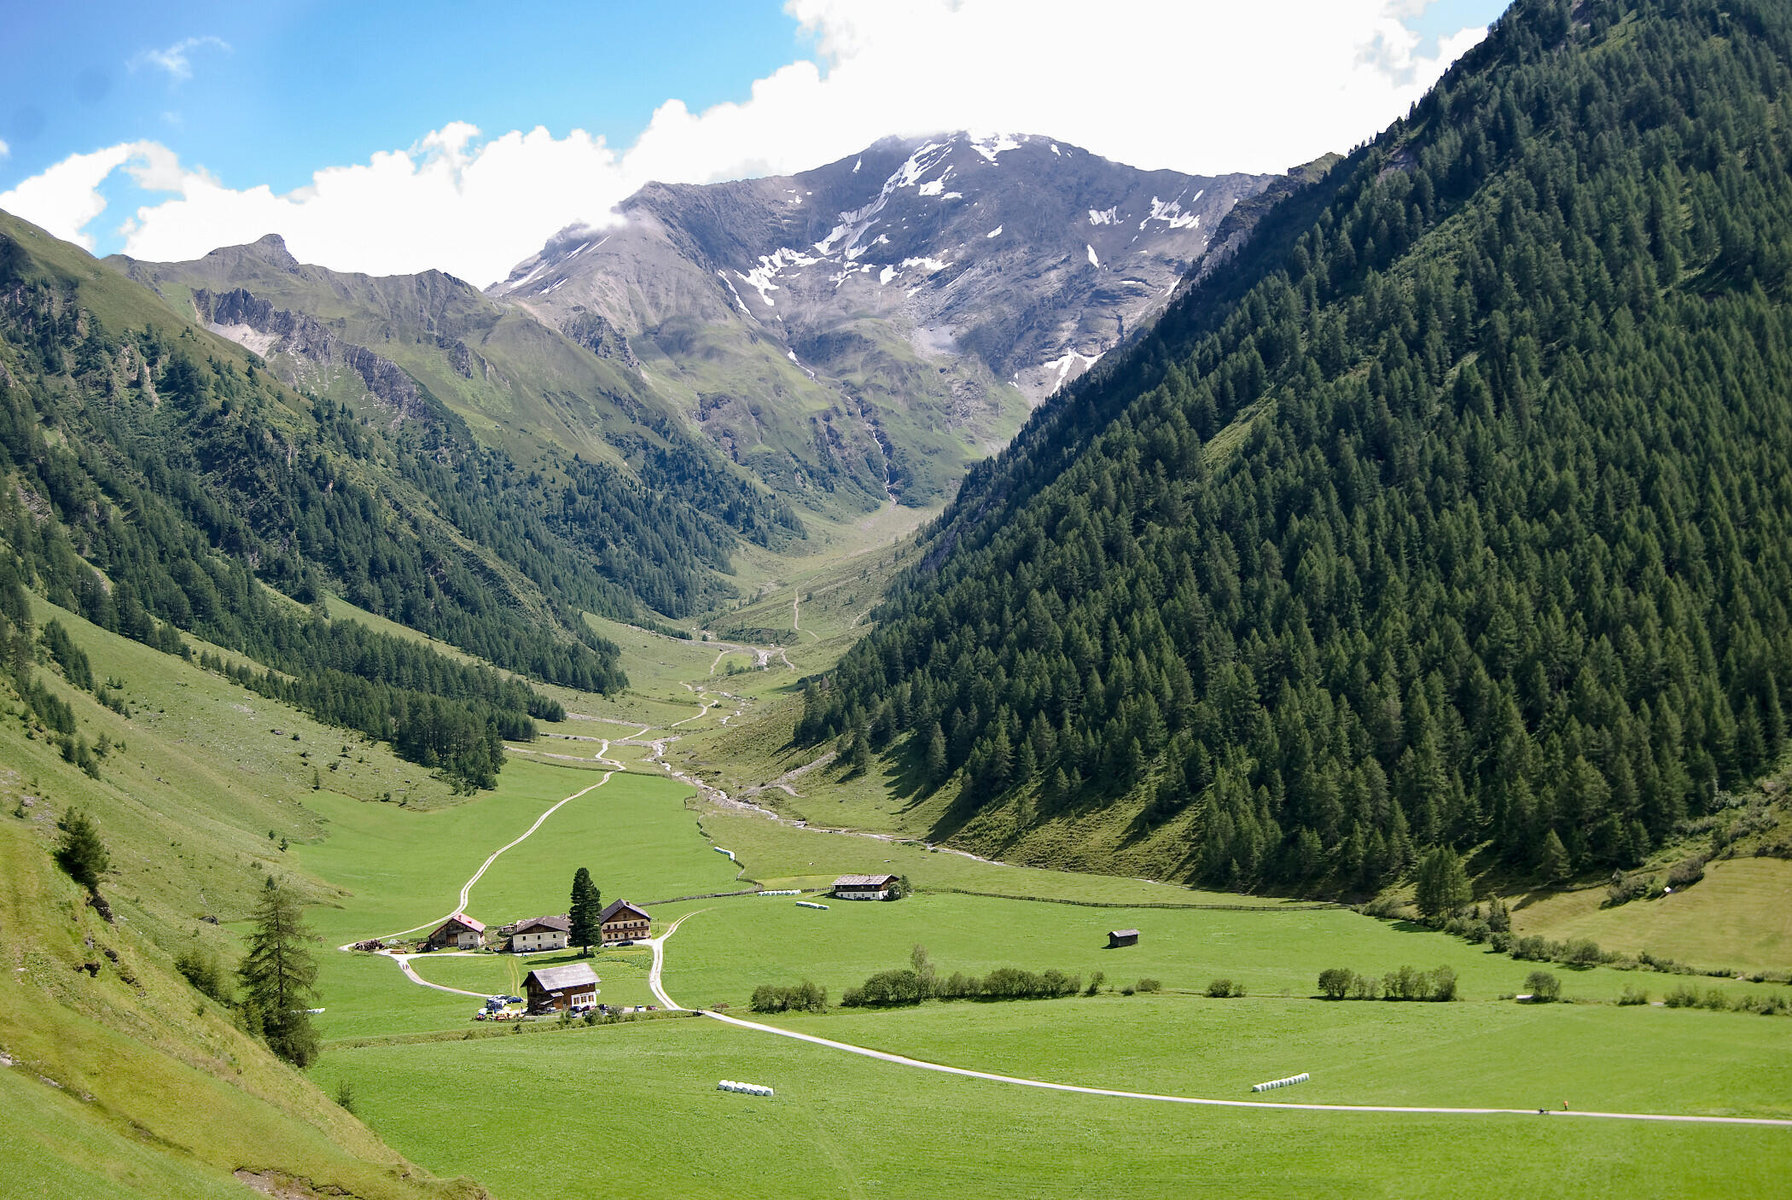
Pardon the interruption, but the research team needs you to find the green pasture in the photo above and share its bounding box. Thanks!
[1507,857,1792,975]
[315,1014,1791,1200]
[649,890,1755,1011]
[749,994,1792,1117]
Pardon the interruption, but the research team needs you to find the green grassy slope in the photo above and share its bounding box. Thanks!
[0,601,483,1199]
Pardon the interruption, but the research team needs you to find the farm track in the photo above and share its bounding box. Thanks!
[648,911,1792,1130]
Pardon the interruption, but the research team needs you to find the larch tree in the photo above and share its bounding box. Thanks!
[238,877,320,1067]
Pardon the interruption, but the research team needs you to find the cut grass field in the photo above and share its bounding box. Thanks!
[1506,857,1792,975]
[315,1012,1791,1200]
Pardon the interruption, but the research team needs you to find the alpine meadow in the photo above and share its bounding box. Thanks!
[1,2,1790,1198]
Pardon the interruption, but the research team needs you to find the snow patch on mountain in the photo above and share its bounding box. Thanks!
[1089,207,1120,226]
[969,133,1023,163]
[1086,244,1101,268]
[1140,191,1205,230]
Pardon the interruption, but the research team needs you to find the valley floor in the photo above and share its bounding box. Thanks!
[289,641,1792,1199]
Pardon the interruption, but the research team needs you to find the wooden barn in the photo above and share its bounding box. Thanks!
[524,963,599,1013]
[597,899,651,945]
[832,874,900,901]
[506,914,570,953]
[425,913,485,950]
[1107,929,1140,948]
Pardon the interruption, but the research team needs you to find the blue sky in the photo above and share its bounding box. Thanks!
[0,1,1511,284]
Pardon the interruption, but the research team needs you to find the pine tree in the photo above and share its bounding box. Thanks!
[1413,845,1471,921]
[238,878,320,1067]
[568,867,602,956]
[1538,830,1572,885]
[54,808,109,891]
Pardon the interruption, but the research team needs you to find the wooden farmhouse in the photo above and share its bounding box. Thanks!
[425,913,485,950]
[506,914,571,953]
[831,873,900,901]
[597,899,651,945]
[524,963,599,1013]
[1107,929,1140,948]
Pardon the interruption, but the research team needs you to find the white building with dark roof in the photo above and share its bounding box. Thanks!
[831,874,901,900]
[507,914,571,953]
[425,913,485,950]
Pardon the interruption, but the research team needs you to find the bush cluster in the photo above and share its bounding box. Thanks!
[1316,965,1457,1002]
[1663,984,1788,1015]
[1205,978,1244,998]
[749,981,827,1013]
[1508,935,1605,966]
[173,944,234,1005]
[839,964,1082,1007]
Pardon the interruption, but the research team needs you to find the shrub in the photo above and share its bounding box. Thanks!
[750,980,828,1013]
[1135,978,1161,994]
[1618,984,1650,1006]
[1489,931,1513,953]
[1511,935,1550,961]
[1462,920,1491,944]
[938,971,977,1000]
[1561,938,1603,966]
[1347,972,1381,1000]
[841,968,926,1007]
[1382,965,1426,1001]
[1317,968,1355,1000]
[1699,988,1730,1011]
[1120,985,1135,996]
[1525,970,1561,1001]
[1662,984,1700,1008]
[1427,965,1458,1002]
[1206,978,1243,998]
[1666,855,1706,889]
[1085,971,1105,997]
[1735,993,1787,1016]
[173,945,233,1004]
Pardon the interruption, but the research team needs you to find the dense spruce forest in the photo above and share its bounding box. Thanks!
[803,0,1792,888]
[0,220,741,787]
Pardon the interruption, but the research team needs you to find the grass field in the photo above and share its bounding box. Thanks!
[1506,858,1792,975]
[649,890,1676,1011]
[314,1013,1791,1200]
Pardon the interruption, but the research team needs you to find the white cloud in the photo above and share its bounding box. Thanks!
[0,139,9,160]
[3,1,1493,284]
[0,143,146,249]
[133,35,231,83]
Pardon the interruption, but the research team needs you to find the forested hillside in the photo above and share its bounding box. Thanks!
[803,0,1792,888]
[0,214,641,787]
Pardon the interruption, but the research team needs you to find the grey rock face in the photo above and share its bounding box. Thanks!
[497,133,1273,404]
[192,286,442,427]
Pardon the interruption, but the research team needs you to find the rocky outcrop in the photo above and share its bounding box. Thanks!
[192,287,440,426]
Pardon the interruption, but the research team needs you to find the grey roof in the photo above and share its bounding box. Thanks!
[833,874,899,888]
[526,963,599,992]
[511,914,570,934]
[1110,929,1140,939]
[598,899,649,922]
